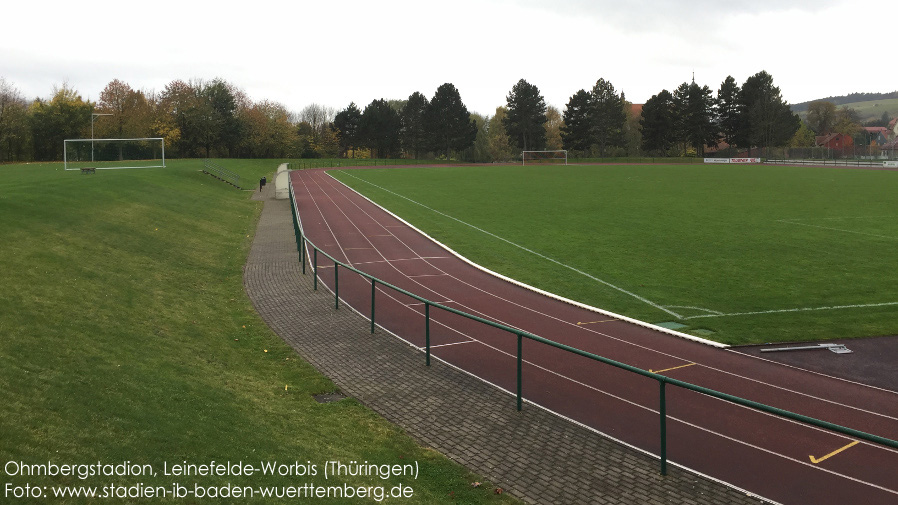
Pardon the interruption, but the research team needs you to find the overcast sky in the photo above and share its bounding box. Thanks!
[1,0,888,116]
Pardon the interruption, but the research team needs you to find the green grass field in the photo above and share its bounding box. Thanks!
[332,163,898,345]
[0,160,516,504]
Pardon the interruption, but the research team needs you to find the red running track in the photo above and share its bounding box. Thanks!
[290,168,898,505]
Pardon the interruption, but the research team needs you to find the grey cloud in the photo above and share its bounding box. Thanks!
[513,0,841,28]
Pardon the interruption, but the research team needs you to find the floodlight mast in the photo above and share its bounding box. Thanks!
[91,113,112,162]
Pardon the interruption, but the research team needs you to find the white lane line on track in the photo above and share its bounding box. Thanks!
[425,340,477,349]
[350,257,450,267]
[299,174,508,356]
[337,169,684,319]
[406,301,454,307]
[319,171,898,423]
[297,181,498,367]
[294,172,898,495]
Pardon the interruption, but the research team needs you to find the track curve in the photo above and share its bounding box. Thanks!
[291,167,898,505]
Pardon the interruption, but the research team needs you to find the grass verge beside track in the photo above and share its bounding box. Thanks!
[332,163,898,345]
[0,160,517,504]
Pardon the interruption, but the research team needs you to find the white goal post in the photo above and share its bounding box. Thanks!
[63,138,166,171]
[521,150,568,165]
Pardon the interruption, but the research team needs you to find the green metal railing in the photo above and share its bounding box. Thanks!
[288,181,898,476]
[202,159,242,188]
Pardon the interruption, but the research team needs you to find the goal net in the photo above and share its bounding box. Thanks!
[521,150,568,165]
[63,138,166,170]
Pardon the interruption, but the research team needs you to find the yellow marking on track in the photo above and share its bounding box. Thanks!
[809,440,859,464]
[649,363,697,374]
[577,319,619,325]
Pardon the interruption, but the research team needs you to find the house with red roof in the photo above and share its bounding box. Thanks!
[815,133,854,150]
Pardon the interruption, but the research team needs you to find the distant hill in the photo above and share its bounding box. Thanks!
[791,91,898,112]
[791,92,898,123]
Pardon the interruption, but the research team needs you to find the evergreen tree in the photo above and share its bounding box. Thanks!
[334,102,362,157]
[400,92,428,159]
[360,99,401,158]
[202,79,242,157]
[674,80,718,156]
[717,76,742,149]
[589,78,626,157]
[640,90,676,154]
[503,79,547,151]
[424,83,477,159]
[738,71,800,153]
[561,89,592,153]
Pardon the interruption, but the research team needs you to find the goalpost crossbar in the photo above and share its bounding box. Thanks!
[63,137,166,171]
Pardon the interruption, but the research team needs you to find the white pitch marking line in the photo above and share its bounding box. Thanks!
[407,273,449,278]
[338,170,683,319]
[298,171,898,484]
[319,171,898,421]
[776,219,897,240]
[683,301,898,320]
[665,305,724,315]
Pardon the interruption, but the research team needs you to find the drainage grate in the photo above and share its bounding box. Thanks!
[760,343,852,354]
[313,392,347,403]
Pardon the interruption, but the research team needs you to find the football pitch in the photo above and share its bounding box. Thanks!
[331,163,898,345]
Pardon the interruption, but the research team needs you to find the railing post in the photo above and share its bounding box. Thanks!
[334,262,339,310]
[313,248,318,290]
[289,192,304,270]
[660,380,668,476]
[425,303,431,366]
[517,334,523,411]
[370,279,376,334]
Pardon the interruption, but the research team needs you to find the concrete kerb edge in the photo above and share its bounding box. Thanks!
[320,168,728,349]
[285,171,775,504]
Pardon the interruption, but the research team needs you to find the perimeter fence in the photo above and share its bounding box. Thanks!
[287,178,898,476]
[287,159,444,170]
[770,146,898,161]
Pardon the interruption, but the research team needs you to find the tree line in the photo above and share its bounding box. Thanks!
[0,77,341,162]
[3,71,843,164]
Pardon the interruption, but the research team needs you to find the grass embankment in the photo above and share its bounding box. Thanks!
[332,163,898,345]
[0,160,517,504]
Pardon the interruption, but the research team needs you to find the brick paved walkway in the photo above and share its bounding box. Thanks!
[243,184,770,505]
